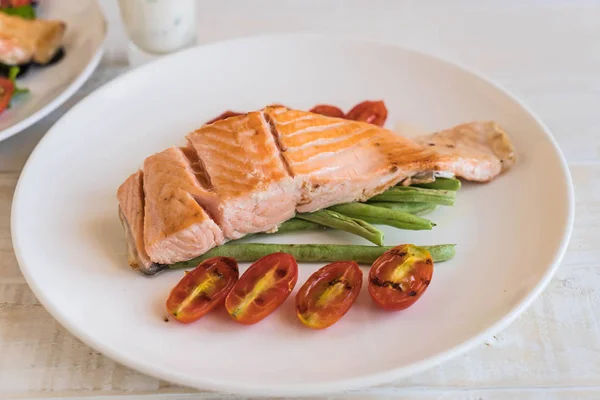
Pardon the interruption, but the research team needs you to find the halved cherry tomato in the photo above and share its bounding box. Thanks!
[166,256,239,323]
[225,253,298,325]
[205,110,243,124]
[0,77,15,114]
[295,261,362,329]
[345,100,388,126]
[309,104,345,118]
[368,244,433,311]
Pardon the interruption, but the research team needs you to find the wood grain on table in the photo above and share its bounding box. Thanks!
[2,1,600,399]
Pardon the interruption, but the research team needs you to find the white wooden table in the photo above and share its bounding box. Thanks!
[2,1,599,399]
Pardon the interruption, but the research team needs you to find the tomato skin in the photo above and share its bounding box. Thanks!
[345,100,388,126]
[206,100,390,126]
[309,105,345,119]
[368,244,433,311]
[295,261,363,329]
[166,257,239,323]
[206,110,243,124]
[225,253,298,325]
[0,77,15,114]
[6,0,33,6]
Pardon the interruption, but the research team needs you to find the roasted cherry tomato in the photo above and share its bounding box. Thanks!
[296,261,362,329]
[309,104,345,118]
[368,244,433,311]
[225,253,298,325]
[205,110,243,124]
[166,256,239,323]
[0,77,15,114]
[345,100,388,126]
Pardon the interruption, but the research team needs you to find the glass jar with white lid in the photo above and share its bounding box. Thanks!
[118,0,197,65]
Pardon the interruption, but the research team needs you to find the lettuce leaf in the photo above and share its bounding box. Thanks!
[6,66,29,107]
[0,5,36,20]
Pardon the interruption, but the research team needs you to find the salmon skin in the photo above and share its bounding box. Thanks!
[117,105,516,272]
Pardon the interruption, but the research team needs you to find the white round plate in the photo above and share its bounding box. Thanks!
[12,34,574,396]
[0,0,106,142]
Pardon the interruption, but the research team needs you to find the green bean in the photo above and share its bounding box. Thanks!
[328,203,435,230]
[275,218,324,234]
[413,177,461,191]
[296,209,384,246]
[368,202,438,215]
[168,243,456,270]
[369,186,456,206]
[235,218,325,242]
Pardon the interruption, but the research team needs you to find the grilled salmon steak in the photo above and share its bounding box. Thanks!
[117,105,515,271]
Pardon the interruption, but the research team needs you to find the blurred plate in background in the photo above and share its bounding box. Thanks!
[0,0,106,142]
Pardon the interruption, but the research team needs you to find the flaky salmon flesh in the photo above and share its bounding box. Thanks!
[265,106,441,212]
[117,106,516,269]
[117,171,156,273]
[186,111,298,239]
[142,147,225,264]
[414,121,516,182]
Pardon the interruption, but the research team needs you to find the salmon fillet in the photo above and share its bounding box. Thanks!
[186,111,299,239]
[265,106,439,212]
[118,106,517,272]
[117,170,162,274]
[415,121,516,182]
[143,147,225,264]
[0,13,66,65]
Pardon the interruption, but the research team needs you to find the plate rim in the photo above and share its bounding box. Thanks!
[0,0,107,142]
[11,32,575,396]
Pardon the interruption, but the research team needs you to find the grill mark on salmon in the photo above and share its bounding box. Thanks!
[287,126,371,153]
[282,121,347,140]
[276,114,317,127]
[142,147,224,264]
[285,126,374,165]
